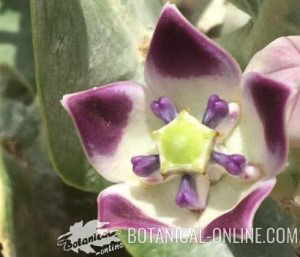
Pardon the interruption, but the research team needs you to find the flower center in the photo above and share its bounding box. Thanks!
[153,111,216,175]
[131,95,260,211]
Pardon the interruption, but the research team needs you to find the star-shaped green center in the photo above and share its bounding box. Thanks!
[153,111,217,175]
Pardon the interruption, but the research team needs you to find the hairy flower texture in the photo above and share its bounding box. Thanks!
[61,4,296,240]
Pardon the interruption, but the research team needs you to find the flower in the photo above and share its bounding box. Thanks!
[61,4,295,240]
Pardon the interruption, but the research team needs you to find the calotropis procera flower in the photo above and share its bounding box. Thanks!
[61,4,296,240]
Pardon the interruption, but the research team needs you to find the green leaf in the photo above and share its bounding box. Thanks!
[0,65,38,148]
[0,55,117,257]
[0,139,102,257]
[0,99,39,146]
[219,0,300,69]
[271,149,300,226]
[0,0,35,87]
[30,0,162,192]
[119,199,297,257]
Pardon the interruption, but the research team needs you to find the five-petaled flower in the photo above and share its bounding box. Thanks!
[61,4,297,240]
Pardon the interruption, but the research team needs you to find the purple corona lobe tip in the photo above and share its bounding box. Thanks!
[212,151,246,176]
[202,95,229,128]
[176,175,200,210]
[151,97,177,123]
[131,155,160,177]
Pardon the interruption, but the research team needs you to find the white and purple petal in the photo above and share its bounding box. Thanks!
[233,72,294,176]
[98,174,275,238]
[98,176,199,231]
[245,36,300,145]
[201,178,275,240]
[61,82,155,183]
[145,4,242,121]
[98,191,168,233]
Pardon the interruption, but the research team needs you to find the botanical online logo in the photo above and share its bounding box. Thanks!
[57,220,123,255]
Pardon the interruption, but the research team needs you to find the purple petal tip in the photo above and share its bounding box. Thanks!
[147,4,240,80]
[61,84,133,157]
